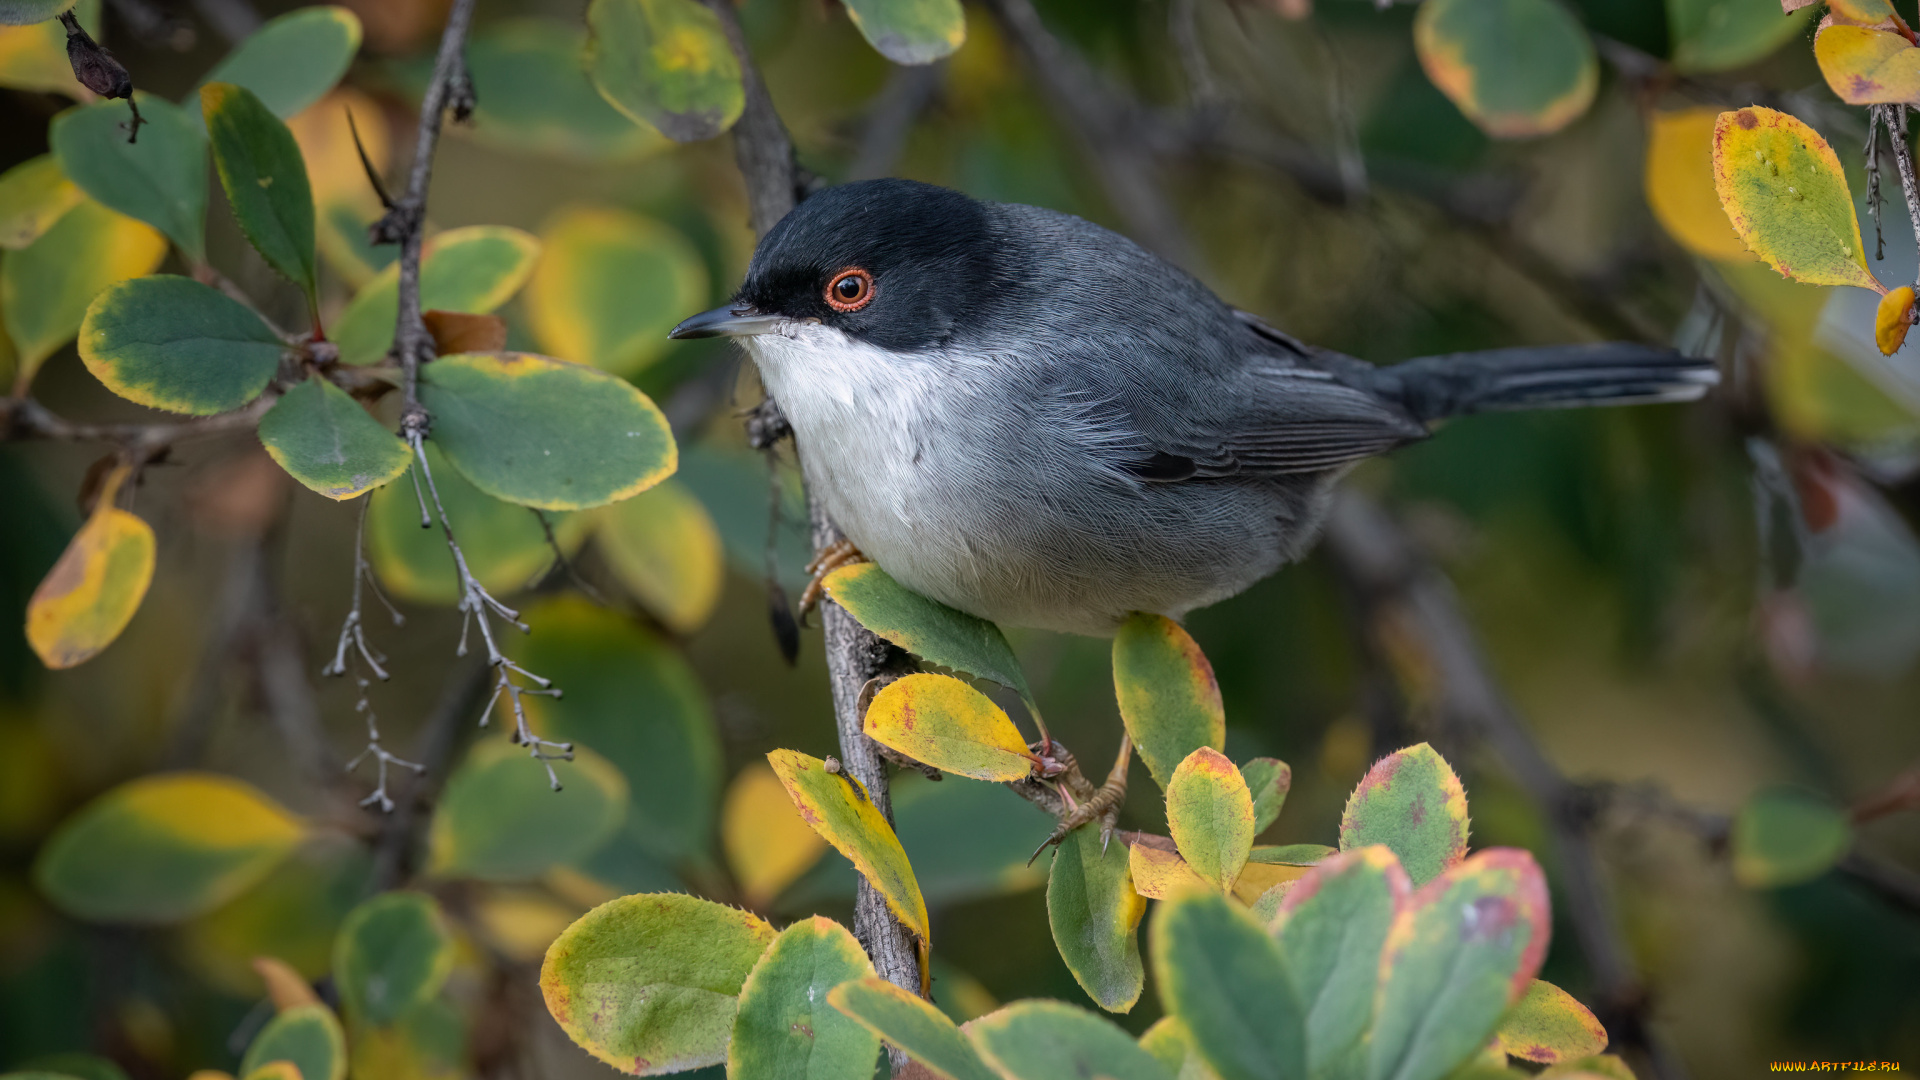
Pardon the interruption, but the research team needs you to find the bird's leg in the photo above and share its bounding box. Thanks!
[798,539,869,623]
[1026,734,1130,865]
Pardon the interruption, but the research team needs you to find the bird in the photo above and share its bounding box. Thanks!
[670,179,1718,637]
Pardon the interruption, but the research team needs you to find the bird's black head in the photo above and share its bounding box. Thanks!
[671,179,1014,351]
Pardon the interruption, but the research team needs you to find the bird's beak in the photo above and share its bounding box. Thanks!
[668,305,788,340]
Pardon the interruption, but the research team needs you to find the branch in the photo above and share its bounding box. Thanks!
[1,392,277,462]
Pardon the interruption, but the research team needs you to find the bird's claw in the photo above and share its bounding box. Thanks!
[798,540,869,625]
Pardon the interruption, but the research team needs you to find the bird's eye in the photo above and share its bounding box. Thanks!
[825,268,874,312]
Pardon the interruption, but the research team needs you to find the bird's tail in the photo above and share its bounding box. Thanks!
[1368,343,1720,424]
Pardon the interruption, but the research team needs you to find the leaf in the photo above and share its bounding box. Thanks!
[723,762,828,907]
[427,740,628,882]
[596,478,725,634]
[25,466,155,670]
[1368,849,1552,1080]
[79,275,283,415]
[1832,0,1898,20]
[1731,786,1853,887]
[514,596,722,865]
[1540,1056,1635,1080]
[842,0,965,65]
[0,154,81,249]
[1877,285,1916,355]
[241,1004,347,1080]
[420,351,676,511]
[1339,743,1470,887]
[0,0,73,26]
[865,673,1035,782]
[0,0,93,94]
[33,772,304,924]
[51,94,208,261]
[1228,854,1315,908]
[1127,842,1209,900]
[1137,1018,1223,1080]
[345,998,464,1080]
[728,916,880,1080]
[890,773,1049,905]
[333,891,454,1027]
[527,205,706,376]
[2,198,166,388]
[423,310,507,354]
[1815,25,1920,105]
[1713,107,1881,292]
[1271,846,1411,1076]
[586,0,744,142]
[202,82,317,304]
[1166,747,1254,893]
[177,837,371,996]
[826,977,998,1080]
[823,562,1038,710]
[466,20,667,160]
[1241,758,1291,835]
[258,378,411,500]
[287,87,393,288]
[1152,890,1304,1080]
[254,956,321,1011]
[541,892,776,1075]
[1670,0,1816,73]
[1047,823,1145,1013]
[198,6,361,120]
[1113,613,1223,792]
[1492,980,1607,1064]
[768,748,931,945]
[332,225,540,365]
[1412,0,1597,138]
[1644,107,1756,263]
[967,1000,1172,1080]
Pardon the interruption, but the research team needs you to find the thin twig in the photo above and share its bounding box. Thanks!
[1,392,277,461]
[1886,105,1920,296]
[324,498,420,811]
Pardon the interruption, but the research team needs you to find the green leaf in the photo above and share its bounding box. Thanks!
[1241,757,1291,835]
[197,6,361,120]
[1152,890,1304,1080]
[420,351,677,511]
[427,740,628,882]
[0,0,74,24]
[1338,742,1470,887]
[1492,980,1608,1064]
[1669,0,1814,73]
[1413,0,1598,138]
[78,275,282,415]
[527,204,706,376]
[827,976,998,1080]
[0,153,81,249]
[202,82,317,305]
[1113,613,1223,792]
[1047,823,1145,1013]
[842,0,965,65]
[596,477,726,634]
[1166,747,1255,893]
[823,561,1038,715]
[1712,107,1880,292]
[466,20,668,160]
[1368,849,1551,1080]
[1271,846,1410,1076]
[258,377,411,500]
[513,595,722,866]
[33,772,305,924]
[769,748,931,945]
[51,94,208,261]
[2,199,166,387]
[586,0,744,142]
[333,891,455,1028]
[1731,786,1853,888]
[864,672,1035,782]
[541,892,777,1076]
[728,916,880,1080]
[178,836,371,995]
[968,1000,1172,1080]
[241,1003,347,1080]
[332,224,540,366]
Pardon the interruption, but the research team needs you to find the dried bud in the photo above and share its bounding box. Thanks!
[61,13,131,100]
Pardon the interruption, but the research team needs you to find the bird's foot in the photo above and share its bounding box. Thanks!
[1026,734,1133,865]
[798,540,869,624]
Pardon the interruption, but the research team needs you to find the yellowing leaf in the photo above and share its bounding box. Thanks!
[1831,0,1898,25]
[1712,106,1882,292]
[526,205,706,378]
[767,748,930,945]
[473,887,583,963]
[1165,747,1254,894]
[253,956,321,1011]
[1126,842,1208,900]
[1493,980,1608,1064]
[0,0,94,96]
[2,198,167,390]
[596,478,724,634]
[26,467,155,670]
[722,762,826,908]
[1877,284,1915,354]
[1413,0,1598,138]
[1645,108,1755,262]
[0,154,82,250]
[1112,613,1224,792]
[1815,24,1920,105]
[864,673,1035,782]
[1229,859,1314,906]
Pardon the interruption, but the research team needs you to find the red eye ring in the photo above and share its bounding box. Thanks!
[825,267,874,312]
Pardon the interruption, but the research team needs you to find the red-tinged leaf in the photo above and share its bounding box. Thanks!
[1815,25,1920,105]
[1165,748,1255,894]
[1339,743,1469,886]
[864,672,1035,782]
[768,749,931,945]
[1493,980,1608,1064]
[423,309,508,353]
[1113,613,1223,792]
[1712,107,1883,292]
[1272,846,1412,1075]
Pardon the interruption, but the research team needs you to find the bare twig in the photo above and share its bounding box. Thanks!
[2,392,277,462]
[1885,105,1920,296]
[325,498,421,811]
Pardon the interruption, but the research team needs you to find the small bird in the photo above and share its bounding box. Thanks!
[671,179,1718,637]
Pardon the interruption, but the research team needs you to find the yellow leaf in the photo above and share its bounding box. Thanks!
[1644,108,1756,263]
[722,762,827,908]
[472,886,584,963]
[0,4,90,96]
[3,198,168,390]
[1165,747,1254,894]
[864,673,1035,782]
[1830,0,1898,24]
[1229,860,1313,905]
[1877,284,1915,354]
[26,466,155,670]
[285,87,389,205]
[768,749,931,945]
[0,154,83,250]
[1712,106,1883,292]
[1126,842,1210,900]
[526,204,707,378]
[596,478,725,634]
[244,1064,303,1080]
[253,955,320,1011]
[1815,24,1920,105]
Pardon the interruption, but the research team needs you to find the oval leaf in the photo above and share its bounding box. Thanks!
[80,275,283,415]
[968,1000,1171,1080]
[1877,284,1916,355]
[1152,890,1304,1080]
[596,477,725,634]
[1241,757,1291,835]
[466,20,667,160]
[728,916,880,1080]
[1271,846,1411,1074]
[34,772,305,923]
[0,153,81,249]
[527,205,706,376]
[826,976,998,1080]
[241,1004,346,1080]
[585,0,744,142]
[3,198,167,386]
[865,672,1034,782]
[1166,748,1254,893]
[1413,0,1597,138]
[1713,106,1881,291]
[51,94,208,261]
[1338,742,1469,887]
[842,0,965,65]
[202,82,317,302]
[1669,0,1814,72]
[1492,980,1607,1064]
[1645,107,1755,263]
[25,469,155,671]
[823,562,1037,709]
[1047,824,1145,1013]
[1127,841,1209,900]
[1113,613,1223,792]
[1731,786,1853,887]
[258,377,411,500]
[332,225,539,366]
[541,892,776,1075]
[198,6,361,121]
[333,891,454,1027]
[768,748,931,945]
[723,762,828,908]
[420,351,676,511]
[427,740,628,881]
[1816,25,1920,105]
